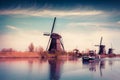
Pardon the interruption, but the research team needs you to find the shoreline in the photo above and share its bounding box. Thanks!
[0,52,120,58]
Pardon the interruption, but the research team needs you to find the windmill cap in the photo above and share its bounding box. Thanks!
[51,33,61,39]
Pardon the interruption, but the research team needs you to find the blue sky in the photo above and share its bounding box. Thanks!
[0,0,120,53]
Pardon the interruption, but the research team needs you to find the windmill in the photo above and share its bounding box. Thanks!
[43,17,65,53]
[95,37,106,54]
[108,44,114,54]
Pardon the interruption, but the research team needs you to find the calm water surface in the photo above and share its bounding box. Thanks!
[0,58,120,80]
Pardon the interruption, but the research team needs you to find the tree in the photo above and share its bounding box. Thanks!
[28,43,34,52]
[1,48,15,52]
[38,46,44,54]
[35,46,44,54]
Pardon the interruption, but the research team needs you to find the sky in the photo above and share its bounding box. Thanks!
[0,0,120,53]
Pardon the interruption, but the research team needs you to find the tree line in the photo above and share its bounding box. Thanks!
[0,42,44,53]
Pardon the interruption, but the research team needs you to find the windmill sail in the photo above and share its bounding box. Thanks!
[60,39,65,51]
[51,17,56,34]
[46,17,56,51]
[95,37,106,54]
[100,37,103,45]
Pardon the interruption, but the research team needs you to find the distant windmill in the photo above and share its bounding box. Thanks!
[95,37,106,54]
[43,17,65,53]
[108,44,114,54]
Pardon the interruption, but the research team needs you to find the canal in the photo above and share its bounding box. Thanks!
[0,58,120,80]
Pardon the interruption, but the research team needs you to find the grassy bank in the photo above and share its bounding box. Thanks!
[0,51,67,58]
[0,52,40,58]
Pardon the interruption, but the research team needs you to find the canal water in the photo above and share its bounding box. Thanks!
[0,58,120,80]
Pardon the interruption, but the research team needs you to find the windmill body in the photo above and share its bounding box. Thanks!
[48,33,63,53]
[108,44,114,54]
[98,45,106,54]
[44,17,64,53]
[108,48,113,54]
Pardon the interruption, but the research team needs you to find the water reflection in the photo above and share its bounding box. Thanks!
[99,60,105,77]
[82,59,106,77]
[0,58,120,80]
[108,60,113,66]
[89,62,97,72]
[48,59,63,80]
[28,60,33,77]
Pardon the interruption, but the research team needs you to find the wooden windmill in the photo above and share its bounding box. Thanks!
[43,17,65,53]
[95,37,106,54]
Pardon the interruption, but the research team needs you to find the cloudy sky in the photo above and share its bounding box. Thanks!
[0,0,120,53]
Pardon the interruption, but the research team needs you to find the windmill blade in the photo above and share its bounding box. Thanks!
[100,37,103,45]
[51,17,56,34]
[43,32,50,36]
[46,17,56,51]
[60,39,65,51]
[46,38,51,51]
[94,45,100,47]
